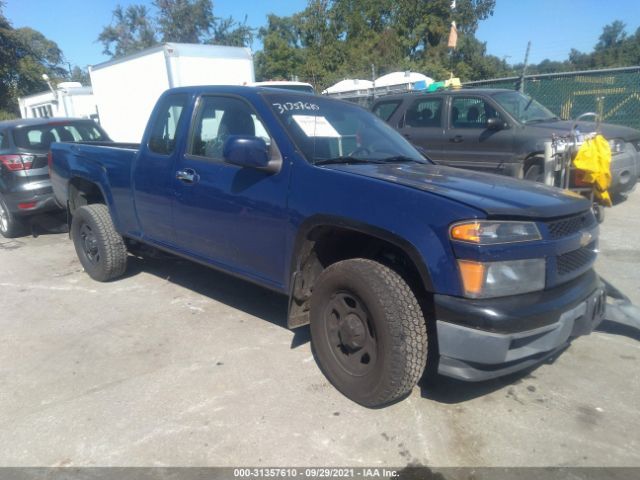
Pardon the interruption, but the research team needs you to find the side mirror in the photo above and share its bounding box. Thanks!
[223,135,281,173]
[487,117,507,131]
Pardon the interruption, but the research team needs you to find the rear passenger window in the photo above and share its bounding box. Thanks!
[405,98,442,128]
[372,101,401,121]
[450,97,500,129]
[148,94,188,155]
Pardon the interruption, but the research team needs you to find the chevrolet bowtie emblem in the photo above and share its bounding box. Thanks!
[580,231,593,247]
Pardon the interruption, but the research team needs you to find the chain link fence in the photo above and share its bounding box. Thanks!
[464,66,640,130]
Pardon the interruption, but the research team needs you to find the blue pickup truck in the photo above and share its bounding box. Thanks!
[50,86,606,407]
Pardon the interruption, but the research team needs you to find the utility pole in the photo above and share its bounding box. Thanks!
[519,41,531,93]
[371,63,376,100]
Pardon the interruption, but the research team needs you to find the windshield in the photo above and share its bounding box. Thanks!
[13,121,108,151]
[265,93,427,165]
[492,91,558,124]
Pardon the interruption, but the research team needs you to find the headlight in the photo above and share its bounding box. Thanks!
[608,138,625,155]
[450,220,541,244]
[458,258,546,298]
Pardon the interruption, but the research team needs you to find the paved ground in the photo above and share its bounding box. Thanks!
[0,194,639,468]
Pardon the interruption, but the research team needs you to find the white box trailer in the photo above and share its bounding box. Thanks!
[89,43,255,143]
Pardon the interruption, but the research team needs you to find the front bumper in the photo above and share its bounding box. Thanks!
[434,270,606,381]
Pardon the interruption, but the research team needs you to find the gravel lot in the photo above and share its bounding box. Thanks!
[0,193,638,467]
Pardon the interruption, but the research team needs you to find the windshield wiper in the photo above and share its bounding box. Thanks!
[314,156,389,166]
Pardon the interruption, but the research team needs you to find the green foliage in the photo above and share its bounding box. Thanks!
[70,66,90,85]
[155,0,214,43]
[0,2,67,117]
[209,15,255,47]
[255,0,499,90]
[97,4,157,58]
[526,21,640,75]
[98,0,254,59]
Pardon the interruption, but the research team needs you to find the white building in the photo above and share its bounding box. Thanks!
[18,82,98,120]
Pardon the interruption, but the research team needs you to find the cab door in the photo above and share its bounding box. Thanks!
[132,93,189,245]
[170,95,290,288]
[396,96,447,160]
[442,96,513,173]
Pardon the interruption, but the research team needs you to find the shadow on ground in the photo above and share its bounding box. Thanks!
[418,345,569,404]
[27,211,68,237]
[596,320,640,341]
[127,253,291,330]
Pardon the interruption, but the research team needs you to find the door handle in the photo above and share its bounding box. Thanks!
[449,135,463,143]
[176,168,198,183]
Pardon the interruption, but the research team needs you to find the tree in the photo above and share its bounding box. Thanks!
[596,20,627,51]
[209,15,255,47]
[255,0,497,90]
[97,4,157,58]
[255,14,305,81]
[98,1,254,60]
[155,0,214,43]
[70,66,90,85]
[0,1,67,118]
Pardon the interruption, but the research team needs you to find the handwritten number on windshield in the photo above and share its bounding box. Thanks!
[272,102,320,114]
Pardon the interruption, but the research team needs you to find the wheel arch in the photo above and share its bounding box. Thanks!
[287,215,434,329]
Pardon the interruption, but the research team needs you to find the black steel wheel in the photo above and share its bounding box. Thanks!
[310,258,428,407]
[71,204,127,281]
[323,291,378,377]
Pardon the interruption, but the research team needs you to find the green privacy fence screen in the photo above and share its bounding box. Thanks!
[464,66,640,130]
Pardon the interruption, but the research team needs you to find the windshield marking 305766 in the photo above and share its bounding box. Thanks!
[272,101,320,114]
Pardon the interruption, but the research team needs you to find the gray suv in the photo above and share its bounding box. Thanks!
[0,118,110,237]
[372,88,640,198]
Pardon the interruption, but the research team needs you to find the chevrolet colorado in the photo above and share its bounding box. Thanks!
[50,86,606,407]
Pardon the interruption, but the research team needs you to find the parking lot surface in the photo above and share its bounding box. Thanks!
[0,194,639,467]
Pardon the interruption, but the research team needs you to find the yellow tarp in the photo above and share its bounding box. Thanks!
[573,134,613,207]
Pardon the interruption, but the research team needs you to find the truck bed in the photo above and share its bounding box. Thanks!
[49,141,140,224]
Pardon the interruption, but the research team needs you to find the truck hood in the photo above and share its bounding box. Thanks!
[525,119,640,142]
[323,162,590,219]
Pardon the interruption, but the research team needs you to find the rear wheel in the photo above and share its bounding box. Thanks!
[0,195,27,238]
[71,204,127,281]
[310,259,428,407]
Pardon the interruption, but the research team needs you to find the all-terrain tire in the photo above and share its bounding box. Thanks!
[71,204,127,281]
[310,258,428,407]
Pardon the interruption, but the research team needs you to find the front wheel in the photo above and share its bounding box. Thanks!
[71,204,127,281]
[524,161,544,183]
[310,259,428,407]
